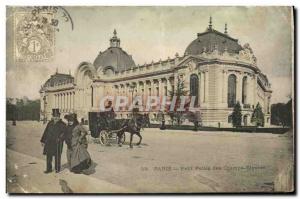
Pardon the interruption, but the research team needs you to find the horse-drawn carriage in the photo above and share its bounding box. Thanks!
[88,110,125,145]
[88,110,148,147]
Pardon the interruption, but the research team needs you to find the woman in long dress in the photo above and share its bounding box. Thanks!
[65,113,91,174]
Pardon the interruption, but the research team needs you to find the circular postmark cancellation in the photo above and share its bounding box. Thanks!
[13,6,74,62]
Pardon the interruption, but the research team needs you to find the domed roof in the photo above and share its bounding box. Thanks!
[93,30,136,73]
[185,18,243,55]
[43,72,74,88]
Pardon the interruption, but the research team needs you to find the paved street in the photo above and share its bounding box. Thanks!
[6,121,294,193]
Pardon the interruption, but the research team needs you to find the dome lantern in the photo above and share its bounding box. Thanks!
[185,19,242,55]
[110,29,120,48]
[93,29,136,72]
[207,16,213,31]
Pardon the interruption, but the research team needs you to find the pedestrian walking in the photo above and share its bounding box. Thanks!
[40,109,66,173]
[64,113,91,174]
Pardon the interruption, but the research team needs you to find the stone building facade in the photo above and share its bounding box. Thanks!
[40,19,272,127]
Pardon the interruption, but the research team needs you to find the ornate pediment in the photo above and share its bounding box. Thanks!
[177,55,206,71]
[239,43,257,65]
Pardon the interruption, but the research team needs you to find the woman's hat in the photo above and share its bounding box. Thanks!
[64,113,77,121]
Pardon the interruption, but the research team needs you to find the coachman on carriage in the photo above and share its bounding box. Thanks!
[88,107,148,148]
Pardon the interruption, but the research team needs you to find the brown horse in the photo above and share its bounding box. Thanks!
[116,114,146,148]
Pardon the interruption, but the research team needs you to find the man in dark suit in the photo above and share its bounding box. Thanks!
[40,109,66,173]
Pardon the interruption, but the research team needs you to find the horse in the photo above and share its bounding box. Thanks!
[116,114,147,148]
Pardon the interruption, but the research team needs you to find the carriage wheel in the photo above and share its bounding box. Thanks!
[99,130,109,145]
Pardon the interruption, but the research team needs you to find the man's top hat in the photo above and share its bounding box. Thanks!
[52,109,60,117]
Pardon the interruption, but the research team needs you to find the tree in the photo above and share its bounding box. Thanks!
[251,103,264,127]
[271,99,293,127]
[166,78,188,126]
[6,97,40,121]
[232,101,242,127]
[271,103,285,125]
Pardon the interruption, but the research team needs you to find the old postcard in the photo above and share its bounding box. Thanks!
[6,6,294,193]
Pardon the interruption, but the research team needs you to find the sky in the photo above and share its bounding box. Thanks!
[6,6,293,103]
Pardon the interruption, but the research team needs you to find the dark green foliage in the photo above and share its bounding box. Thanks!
[166,78,188,126]
[6,98,40,121]
[271,99,293,127]
[232,101,242,127]
[251,103,264,127]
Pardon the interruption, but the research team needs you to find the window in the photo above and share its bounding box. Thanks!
[190,74,199,105]
[242,76,247,104]
[228,114,232,123]
[227,74,237,108]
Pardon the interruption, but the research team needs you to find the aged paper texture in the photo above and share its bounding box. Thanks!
[6,6,294,194]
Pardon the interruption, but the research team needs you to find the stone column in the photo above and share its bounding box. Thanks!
[125,84,128,100]
[200,72,204,104]
[158,79,163,97]
[236,74,242,104]
[68,93,70,112]
[222,70,227,104]
[69,92,72,111]
[136,82,140,96]
[61,94,64,112]
[68,93,71,112]
[59,94,61,110]
[69,92,71,111]
[65,93,67,112]
[253,74,257,107]
[70,92,74,112]
[73,92,75,111]
[204,71,209,103]
[141,81,145,107]
[166,77,171,95]
[54,94,56,109]
[54,94,56,108]
[65,92,69,112]
[174,73,178,91]
[59,94,61,111]
[72,92,74,111]
[150,80,154,96]
[146,81,149,98]
[56,94,58,109]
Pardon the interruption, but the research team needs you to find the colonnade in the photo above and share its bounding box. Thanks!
[111,76,174,109]
[54,91,75,113]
